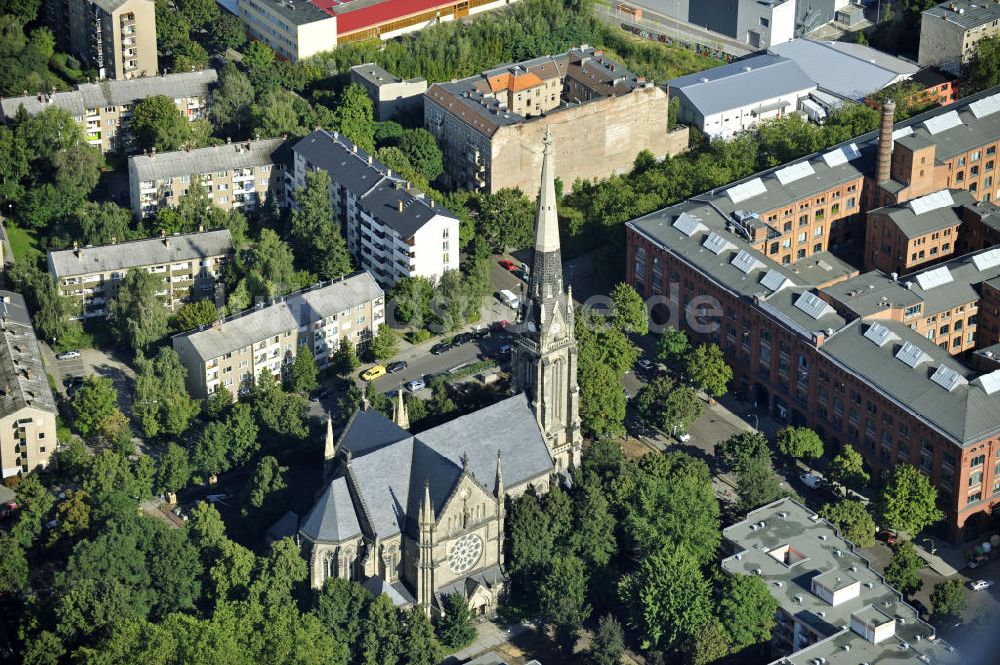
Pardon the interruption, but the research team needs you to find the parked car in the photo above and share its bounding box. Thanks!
[514,269,529,281]
[309,388,332,402]
[56,350,81,360]
[971,579,994,591]
[674,431,692,443]
[386,361,407,373]
[636,359,655,371]
[453,332,473,345]
[0,501,19,519]
[472,325,490,339]
[361,365,387,381]
[969,556,989,569]
[491,320,509,332]
[431,342,453,356]
[64,376,85,395]
[800,472,823,490]
[498,259,517,272]
[498,342,514,354]
[405,379,426,392]
[876,530,897,546]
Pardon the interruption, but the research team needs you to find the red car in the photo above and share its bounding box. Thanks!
[876,530,897,546]
[491,320,509,332]
[0,501,19,519]
[498,259,517,272]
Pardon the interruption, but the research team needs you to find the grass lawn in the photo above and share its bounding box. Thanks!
[6,223,39,264]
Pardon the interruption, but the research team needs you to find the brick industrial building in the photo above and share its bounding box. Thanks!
[626,86,1000,542]
[424,46,688,195]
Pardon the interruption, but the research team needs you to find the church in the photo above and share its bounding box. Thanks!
[297,131,583,617]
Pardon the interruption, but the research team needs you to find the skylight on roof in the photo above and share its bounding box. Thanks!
[923,110,962,135]
[760,269,792,293]
[891,126,913,141]
[703,231,733,255]
[895,341,928,368]
[775,161,816,186]
[972,247,1000,272]
[863,322,897,347]
[968,93,1000,119]
[793,291,834,320]
[915,265,954,291]
[908,189,954,215]
[821,143,861,168]
[672,211,707,237]
[930,364,967,392]
[726,178,767,204]
[974,369,1000,396]
[731,250,763,275]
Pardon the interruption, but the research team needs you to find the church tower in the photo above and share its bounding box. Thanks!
[513,129,582,470]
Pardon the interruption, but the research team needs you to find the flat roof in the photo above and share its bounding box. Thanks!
[922,0,1000,29]
[129,138,290,182]
[670,54,817,116]
[723,498,962,665]
[350,62,425,86]
[48,229,233,278]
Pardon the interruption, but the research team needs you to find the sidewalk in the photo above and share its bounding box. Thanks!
[444,623,531,664]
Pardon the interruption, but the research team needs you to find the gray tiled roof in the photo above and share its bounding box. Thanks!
[292,129,456,239]
[2,70,217,121]
[769,38,917,101]
[723,498,962,665]
[307,394,554,542]
[361,577,415,606]
[922,0,1000,29]
[871,188,974,237]
[300,477,362,542]
[669,55,816,117]
[0,291,57,419]
[47,229,233,278]
[173,272,383,361]
[129,138,290,181]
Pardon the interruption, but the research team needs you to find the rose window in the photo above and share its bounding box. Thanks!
[447,533,484,573]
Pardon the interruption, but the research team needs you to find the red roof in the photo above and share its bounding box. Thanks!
[314,0,457,35]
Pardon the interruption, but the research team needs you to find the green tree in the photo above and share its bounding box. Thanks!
[176,0,219,28]
[884,540,923,596]
[71,375,119,438]
[475,188,535,250]
[828,444,870,491]
[331,84,376,153]
[588,614,625,665]
[736,455,784,511]
[878,465,944,537]
[359,594,403,665]
[609,282,648,334]
[314,577,373,657]
[966,34,1000,93]
[685,343,732,398]
[619,546,713,653]
[332,336,360,374]
[633,375,703,434]
[819,499,876,547]
[176,299,219,330]
[437,592,476,650]
[212,63,255,138]
[570,480,617,569]
[246,455,288,510]
[289,170,353,279]
[192,421,230,477]
[717,574,779,650]
[656,328,691,364]
[401,607,444,665]
[156,441,191,494]
[227,402,260,466]
[241,228,300,298]
[289,346,319,394]
[930,579,966,624]
[540,554,590,654]
[397,128,443,182]
[716,430,771,475]
[371,323,398,361]
[132,348,200,437]
[684,621,733,665]
[507,494,554,612]
[73,201,134,246]
[209,12,248,52]
[131,95,196,152]
[109,268,169,352]
[776,426,824,460]
[52,142,102,199]
[578,357,626,438]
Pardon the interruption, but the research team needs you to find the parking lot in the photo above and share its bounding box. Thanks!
[42,344,135,410]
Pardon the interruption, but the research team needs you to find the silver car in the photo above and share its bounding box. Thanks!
[405,379,426,392]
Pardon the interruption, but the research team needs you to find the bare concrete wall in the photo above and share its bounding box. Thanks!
[485,87,685,195]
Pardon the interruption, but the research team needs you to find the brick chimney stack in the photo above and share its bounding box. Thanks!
[877,99,896,183]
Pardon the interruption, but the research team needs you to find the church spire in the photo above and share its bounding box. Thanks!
[534,127,560,255]
[494,449,503,498]
[394,388,410,430]
[323,413,335,461]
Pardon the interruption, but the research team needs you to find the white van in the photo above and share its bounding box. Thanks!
[498,289,520,309]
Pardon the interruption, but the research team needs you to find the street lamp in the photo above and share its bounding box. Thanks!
[747,412,759,430]
[923,538,937,556]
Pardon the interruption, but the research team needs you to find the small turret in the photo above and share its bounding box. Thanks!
[394,388,409,430]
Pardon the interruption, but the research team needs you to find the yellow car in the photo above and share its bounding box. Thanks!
[361,365,387,381]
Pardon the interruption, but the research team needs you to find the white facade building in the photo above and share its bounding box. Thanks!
[290,129,460,288]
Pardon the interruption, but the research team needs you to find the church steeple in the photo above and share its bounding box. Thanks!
[512,129,582,470]
[394,388,410,430]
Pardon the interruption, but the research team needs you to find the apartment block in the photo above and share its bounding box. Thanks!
[624,85,1000,542]
[425,45,688,194]
[47,230,234,320]
[172,272,384,399]
[237,0,515,62]
[918,0,1000,72]
[864,189,973,274]
[46,0,157,80]
[350,63,427,121]
[0,70,217,154]
[128,138,290,219]
[291,129,460,288]
[0,292,58,479]
[722,498,961,665]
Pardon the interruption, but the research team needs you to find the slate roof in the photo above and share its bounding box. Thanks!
[173,272,383,360]
[768,38,918,101]
[304,394,554,543]
[922,0,1000,29]
[0,291,57,419]
[669,55,816,117]
[871,188,974,237]
[129,138,290,181]
[47,229,233,278]
[292,129,456,239]
[266,510,300,541]
[361,577,415,606]
[300,477,362,542]
[0,91,86,119]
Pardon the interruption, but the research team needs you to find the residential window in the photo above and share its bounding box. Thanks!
[799,215,808,227]
[970,471,984,487]
[972,454,986,467]
[969,491,982,505]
